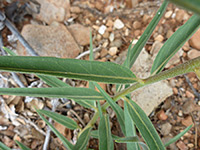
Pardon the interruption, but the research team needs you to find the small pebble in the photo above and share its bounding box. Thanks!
[165,10,173,19]
[108,47,118,56]
[114,19,124,29]
[109,33,115,42]
[181,116,193,126]
[157,110,168,121]
[98,25,107,35]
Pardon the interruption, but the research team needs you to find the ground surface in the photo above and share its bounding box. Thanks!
[0,0,200,150]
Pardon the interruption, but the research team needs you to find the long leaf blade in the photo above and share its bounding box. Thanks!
[0,56,136,84]
[151,15,200,74]
[74,127,92,150]
[3,46,70,88]
[95,83,125,134]
[124,0,168,69]
[0,142,11,150]
[164,125,193,147]
[125,99,165,150]
[0,87,104,100]
[38,109,79,130]
[99,113,114,150]
[15,141,31,150]
[36,109,74,150]
[124,100,140,150]
[169,0,200,15]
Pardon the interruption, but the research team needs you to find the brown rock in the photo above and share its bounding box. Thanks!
[160,122,172,136]
[154,34,164,42]
[134,30,141,37]
[33,0,70,24]
[68,24,90,46]
[17,24,81,58]
[189,28,200,50]
[185,91,195,99]
[187,49,200,59]
[176,141,188,150]
[166,29,174,39]
[157,110,168,120]
[70,6,81,13]
[100,48,108,57]
[181,116,193,127]
[165,10,173,19]
[133,21,141,29]
[108,47,118,56]
[176,9,187,22]
[106,20,114,27]
[182,41,190,51]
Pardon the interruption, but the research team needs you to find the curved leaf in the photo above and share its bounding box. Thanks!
[99,113,114,150]
[125,98,165,150]
[0,142,11,150]
[15,141,31,150]
[74,127,92,150]
[151,15,200,75]
[124,0,168,69]
[0,87,104,101]
[95,83,125,134]
[0,56,136,84]
[169,0,200,15]
[36,109,74,150]
[124,100,140,150]
[38,109,79,130]
[164,125,192,147]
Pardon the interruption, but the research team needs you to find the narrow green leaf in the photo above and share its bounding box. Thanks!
[0,56,136,84]
[124,0,168,69]
[151,15,200,74]
[164,125,193,147]
[74,127,92,150]
[125,98,165,150]
[89,30,94,61]
[3,47,17,56]
[75,101,97,109]
[99,113,114,150]
[38,109,79,130]
[36,109,74,150]
[169,0,200,15]
[94,83,125,134]
[37,75,70,87]
[97,101,103,118]
[124,100,140,150]
[115,136,139,143]
[91,130,120,140]
[0,142,11,150]
[0,87,104,101]
[3,46,70,88]
[15,140,31,150]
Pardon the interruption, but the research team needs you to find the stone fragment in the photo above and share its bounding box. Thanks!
[181,116,193,127]
[182,41,190,51]
[165,10,173,19]
[114,19,124,29]
[100,48,108,57]
[166,29,174,39]
[108,47,118,56]
[132,21,141,29]
[33,0,70,24]
[189,28,200,50]
[160,122,172,135]
[154,34,164,42]
[98,25,107,35]
[17,24,81,58]
[176,141,188,150]
[109,33,115,42]
[106,20,114,27]
[175,9,188,22]
[187,49,200,59]
[157,110,168,121]
[70,6,81,13]
[110,39,122,48]
[68,24,90,46]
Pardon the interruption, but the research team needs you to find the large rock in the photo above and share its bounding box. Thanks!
[17,24,81,58]
[68,24,90,46]
[131,49,173,115]
[33,0,70,24]
[189,28,200,50]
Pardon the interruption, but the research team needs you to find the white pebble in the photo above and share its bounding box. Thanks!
[98,25,107,35]
[114,19,124,29]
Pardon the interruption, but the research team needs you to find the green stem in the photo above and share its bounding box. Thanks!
[82,56,200,134]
